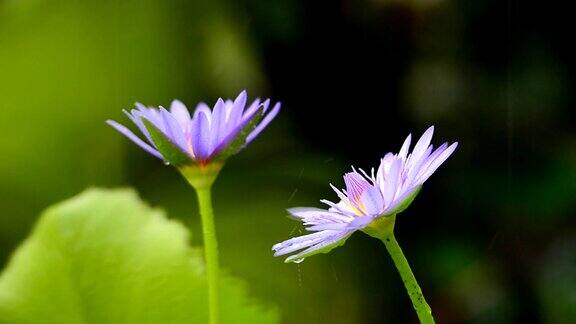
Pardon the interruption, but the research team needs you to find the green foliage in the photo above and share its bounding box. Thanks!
[536,237,576,323]
[0,189,278,324]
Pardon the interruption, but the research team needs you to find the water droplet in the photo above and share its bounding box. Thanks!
[293,258,305,264]
[164,161,171,166]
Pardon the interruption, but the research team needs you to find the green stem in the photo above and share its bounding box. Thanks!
[381,232,434,324]
[195,185,220,324]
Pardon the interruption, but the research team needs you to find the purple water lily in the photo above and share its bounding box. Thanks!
[273,126,457,263]
[107,90,280,166]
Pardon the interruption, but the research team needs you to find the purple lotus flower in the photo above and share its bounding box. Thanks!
[273,126,457,263]
[107,90,280,166]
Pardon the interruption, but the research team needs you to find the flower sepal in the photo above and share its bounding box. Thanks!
[211,107,265,163]
[388,186,422,216]
[362,214,397,240]
[179,162,223,190]
[142,118,194,167]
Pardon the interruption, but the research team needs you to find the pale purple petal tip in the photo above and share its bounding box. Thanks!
[273,231,334,257]
[288,207,353,224]
[226,93,247,129]
[235,90,248,108]
[246,102,281,143]
[398,133,412,160]
[209,98,227,151]
[194,102,213,120]
[382,158,402,206]
[123,109,153,144]
[417,141,458,184]
[106,120,163,159]
[135,103,163,127]
[283,231,352,263]
[191,109,211,160]
[159,107,189,153]
[170,100,191,128]
[242,98,267,122]
[410,126,435,165]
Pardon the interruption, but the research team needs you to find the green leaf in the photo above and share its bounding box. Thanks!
[0,188,278,324]
[142,119,194,167]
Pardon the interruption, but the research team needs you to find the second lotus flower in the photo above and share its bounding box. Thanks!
[107,90,281,167]
[273,126,458,263]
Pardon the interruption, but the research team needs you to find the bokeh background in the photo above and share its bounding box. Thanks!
[1,0,574,323]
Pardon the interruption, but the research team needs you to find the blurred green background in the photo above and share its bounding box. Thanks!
[1,0,574,323]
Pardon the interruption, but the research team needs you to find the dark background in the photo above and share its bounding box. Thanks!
[1,0,574,323]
